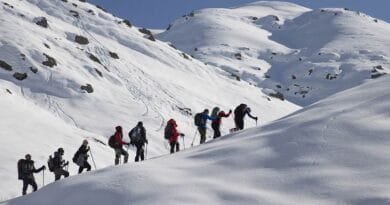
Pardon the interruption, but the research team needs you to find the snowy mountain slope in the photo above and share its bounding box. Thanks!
[3,76,390,205]
[158,1,390,106]
[0,0,299,200]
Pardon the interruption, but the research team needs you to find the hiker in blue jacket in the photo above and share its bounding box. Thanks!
[196,109,215,144]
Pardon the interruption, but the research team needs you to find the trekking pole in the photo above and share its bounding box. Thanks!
[182,135,185,150]
[145,144,148,160]
[42,169,45,186]
[89,149,97,170]
[191,130,197,147]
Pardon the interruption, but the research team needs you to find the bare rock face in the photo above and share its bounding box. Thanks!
[13,72,28,81]
[75,35,89,45]
[0,60,12,71]
[87,52,102,65]
[42,53,57,67]
[139,28,156,42]
[81,84,93,93]
[34,17,48,28]
[269,91,285,101]
[109,52,119,59]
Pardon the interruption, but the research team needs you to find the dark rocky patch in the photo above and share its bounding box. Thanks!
[374,65,384,70]
[231,73,240,81]
[176,106,192,116]
[13,72,28,81]
[70,10,79,18]
[43,43,50,49]
[3,2,14,8]
[276,85,282,89]
[81,84,93,93]
[166,24,172,31]
[373,19,378,23]
[269,92,284,101]
[139,28,152,35]
[181,53,190,60]
[95,68,102,77]
[79,0,86,2]
[169,44,177,49]
[95,5,106,12]
[72,3,78,7]
[109,52,119,59]
[292,75,296,79]
[20,53,26,60]
[35,17,48,28]
[87,9,95,15]
[87,52,102,65]
[6,89,12,94]
[0,60,12,71]
[326,73,337,80]
[194,47,198,51]
[30,67,38,73]
[234,53,242,60]
[61,0,68,2]
[122,19,132,28]
[308,69,313,75]
[264,74,270,79]
[42,53,57,67]
[75,35,89,45]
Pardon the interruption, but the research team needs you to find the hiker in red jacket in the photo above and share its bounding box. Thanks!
[165,119,184,154]
[113,126,130,165]
[211,107,232,138]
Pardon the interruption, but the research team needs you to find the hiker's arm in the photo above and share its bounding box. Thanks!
[247,111,257,120]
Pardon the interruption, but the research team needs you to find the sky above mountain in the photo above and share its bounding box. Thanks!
[88,0,389,28]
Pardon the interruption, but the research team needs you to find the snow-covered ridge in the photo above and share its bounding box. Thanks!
[159,1,390,106]
[0,0,299,200]
[3,75,390,205]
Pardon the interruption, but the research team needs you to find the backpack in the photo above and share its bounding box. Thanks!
[194,113,203,126]
[72,151,80,164]
[17,159,24,180]
[129,127,141,144]
[108,135,116,148]
[234,104,247,117]
[47,155,55,172]
[164,123,173,140]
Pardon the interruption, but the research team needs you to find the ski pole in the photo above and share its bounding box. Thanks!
[145,144,148,160]
[182,135,185,150]
[89,149,97,170]
[191,130,198,147]
[42,169,45,186]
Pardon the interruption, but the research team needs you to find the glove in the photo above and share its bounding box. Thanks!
[229,109,232,113]
[180,133,185,137]
[126,142,131,146]
[42,165,46,170]
[65,161,69,166]
[255,117,258,121]
[145,139,148,144]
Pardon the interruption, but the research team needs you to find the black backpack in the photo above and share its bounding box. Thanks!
[47,155,55,172]
[72,151,80,164]
[234,104,247,117]
[108,135,116,148]
[164,123,173,140]
[17,159,24,180]
[194,113,203,126]
[129,127,142,144]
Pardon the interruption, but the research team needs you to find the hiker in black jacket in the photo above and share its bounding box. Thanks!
[53,148,69,181]
[129,121,148,162]
[234,104,258,130]
[74,140,92,174]
[18,154,45,195]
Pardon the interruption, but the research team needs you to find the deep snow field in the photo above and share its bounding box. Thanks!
[0,0,389,204]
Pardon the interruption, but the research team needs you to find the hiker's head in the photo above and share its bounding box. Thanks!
[115,126,122,132]
[58,148,64,155]
[25,154,31,160]
[203,109,209,114]
[137,121,143,127]
[83,139,88,145]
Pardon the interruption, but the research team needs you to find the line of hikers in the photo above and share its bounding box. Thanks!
[17,103,257,196]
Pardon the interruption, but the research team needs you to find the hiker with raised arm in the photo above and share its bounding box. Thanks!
[211,107,232,138]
